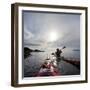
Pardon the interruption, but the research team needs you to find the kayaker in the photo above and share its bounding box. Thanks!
[55,48,62,64]
[54,46,66,64]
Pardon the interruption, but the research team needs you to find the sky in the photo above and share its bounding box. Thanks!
[23,11,80,51]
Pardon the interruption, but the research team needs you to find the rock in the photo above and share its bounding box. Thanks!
[24,47,32,58]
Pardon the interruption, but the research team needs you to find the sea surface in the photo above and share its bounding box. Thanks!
[24,49,80,77]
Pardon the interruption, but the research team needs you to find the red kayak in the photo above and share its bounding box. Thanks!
[37,58,60,76]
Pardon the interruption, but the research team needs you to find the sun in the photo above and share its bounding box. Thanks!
[49,31,58,42]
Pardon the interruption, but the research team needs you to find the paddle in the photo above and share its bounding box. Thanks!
[61,46,66,50]
[51,46,66,55]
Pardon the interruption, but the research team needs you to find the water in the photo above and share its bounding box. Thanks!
[24,49,80,77]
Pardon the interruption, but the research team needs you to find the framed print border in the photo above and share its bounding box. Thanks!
[11,3,88,87]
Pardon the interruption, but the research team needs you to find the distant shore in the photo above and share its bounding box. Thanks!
[24,47,45,58]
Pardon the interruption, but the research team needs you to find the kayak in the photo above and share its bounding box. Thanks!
[37,58,60,76]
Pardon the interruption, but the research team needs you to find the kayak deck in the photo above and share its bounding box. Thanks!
[37,58,60,76]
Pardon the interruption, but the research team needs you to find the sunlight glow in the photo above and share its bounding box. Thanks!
[48,31,58,42]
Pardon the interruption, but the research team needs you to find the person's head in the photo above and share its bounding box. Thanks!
[56,48,59,51]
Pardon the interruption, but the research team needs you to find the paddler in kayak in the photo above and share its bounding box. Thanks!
[52,46,66,65]
[56,46,66,64]
[55,48,62,65]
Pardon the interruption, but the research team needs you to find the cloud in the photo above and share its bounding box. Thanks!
[24,25,34,41]
[23,11,80,49]
[24,42,41,46]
